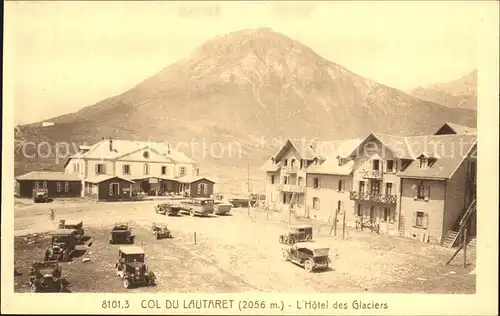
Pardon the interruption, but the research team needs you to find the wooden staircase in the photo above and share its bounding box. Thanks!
[442,200,476,248]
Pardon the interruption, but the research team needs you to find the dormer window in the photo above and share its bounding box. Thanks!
[419,157,428,169]
[337,156,343,166]
[372,159,380,171]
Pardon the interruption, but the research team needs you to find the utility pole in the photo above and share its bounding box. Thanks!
[247,161,251,217]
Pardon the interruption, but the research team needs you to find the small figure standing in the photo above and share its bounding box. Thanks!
[49,209,55,222]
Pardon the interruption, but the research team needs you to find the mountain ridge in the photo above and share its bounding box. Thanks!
[16,28,477,192]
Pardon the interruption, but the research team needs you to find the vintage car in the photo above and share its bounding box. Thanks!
[58,219,85,241]
[155,203,181,216]
[28,261,66,292]
[33,188,49,203]
[227,197,250,208]
[180,198,215,217]
[152,223,172,239]
[214,200,232,215]
[44,229,78,262]
[109,223,135,244]
[115,246,156,289]
[279,224,313,245]
[282,242,331,272]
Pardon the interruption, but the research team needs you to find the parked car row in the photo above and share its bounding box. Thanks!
[155,198,232,217]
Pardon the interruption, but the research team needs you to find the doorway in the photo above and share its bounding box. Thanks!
[141,180,151,193]
[110,183,119,196]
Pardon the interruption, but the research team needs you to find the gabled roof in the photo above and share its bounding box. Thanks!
[272,138,318,161]
[347,133,414,159]
[15,171,82,181]
[259,159,281,172]
[69,139,196,164]
[128,175,177,181]
[397,134,477,179]
[434,122,477,135]
[85,175,135,184]
[176,175,216,184]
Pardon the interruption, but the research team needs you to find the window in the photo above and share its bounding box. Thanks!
[414,211,428,228]
[57,182,61,192]
[283,176,289,185]
[204,184,208,194]
[357,204,362,216]
[180,167,186,176]
[370,180,380,194]
[299,160,303,169]
[386,160,394,172]
[96,164,106,175]
[385,183,393,195]
[123,165,130,175]
[382,207,395,222]
[359,181,365,193]
[34,181,39,189]
[283,159,288,166]
[161,166,167,175]
[417,180,425,199]
[297,177,303,186]
[42,181,47,189]
[144,164,150,175]
[64,181,69,192]
[313,177,319,189]
[313,197,320,210]
[291,159,295,167]
[373,159,380,171]
[271,175,275,184]
[337,201,342,213]
[338,180,343,192]
[198,183,204,195]
[419,158,428,169]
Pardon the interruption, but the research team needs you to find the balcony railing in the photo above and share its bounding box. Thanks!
[350,191,397,204]
[279,184,305,193]
[362,169,382,179]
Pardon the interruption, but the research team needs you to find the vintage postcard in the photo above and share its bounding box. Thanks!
[2,1,498,315]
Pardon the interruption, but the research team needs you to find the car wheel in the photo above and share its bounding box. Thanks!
[304,259,314,273]
[287,238,295,245]
[190,210,195,217]
[282,250,289,261]
[305,234,312,242]
[123,278,131,289]
[279,235,285,244]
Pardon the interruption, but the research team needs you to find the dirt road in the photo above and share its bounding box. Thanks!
[13,199,476,293]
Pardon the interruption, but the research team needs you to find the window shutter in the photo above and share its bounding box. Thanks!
[424,186,430,201]
[423,213,429,229]
[101,164,106,174]
[412,211,417,227]
[317,198,321,210]
[204,184,208,194]
[197,184,201,195]
[413,186,418,200]
[109,184,113,196]
[95,164,99,174]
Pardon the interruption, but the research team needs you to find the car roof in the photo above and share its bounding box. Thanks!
[64,220,83,226]
[51,228,77,235]
[119,246,144,254]
[290,224,313,229]
[294,242,330,250]
[113,222,128,226]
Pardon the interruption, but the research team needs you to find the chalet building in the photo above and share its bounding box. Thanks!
[15,171,82,198]
[83,175,135,200]
[261,122,477,245]
[62,138,215,198]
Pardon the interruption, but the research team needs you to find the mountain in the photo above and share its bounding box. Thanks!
[409,70,477,109]
[15,28,477,192]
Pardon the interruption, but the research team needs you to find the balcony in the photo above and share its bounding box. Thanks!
[278,184,305,193]
[350,191,397,204]
[362,169,382,179]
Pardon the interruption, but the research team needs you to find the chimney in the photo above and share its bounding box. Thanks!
[109,137,113,151]
[196,168,200,176]
[167,144,171,154]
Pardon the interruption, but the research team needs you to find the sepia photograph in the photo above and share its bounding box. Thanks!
[2,1,498,315]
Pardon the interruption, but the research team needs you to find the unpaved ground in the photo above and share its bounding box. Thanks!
[13,198,476,293]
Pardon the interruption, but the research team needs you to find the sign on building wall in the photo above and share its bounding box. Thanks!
[149,178,158,184]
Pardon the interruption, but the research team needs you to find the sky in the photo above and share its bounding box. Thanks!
[5,1,486,125]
